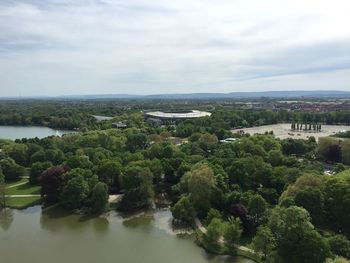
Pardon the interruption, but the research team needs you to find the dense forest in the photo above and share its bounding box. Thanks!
[1,99,350,263]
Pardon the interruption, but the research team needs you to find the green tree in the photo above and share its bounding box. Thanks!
[205,208,222,225]
[324,177,350,236]
[267,150,284,166]
[223,217,242,244]
[30,149,64,165]
[252,226,276,259]
[64,168,98,192]
[96,159,122,190]
[150,158,163,183]
[171,195,195,223]
[66,155,93,169]
[328,234,350,259]
[248,194,268,224]
[281,138,308,155]
[29,161,52,185]
[61,174,89,209]
[120,165,154,210]
[138,167,154,202]
[204,218,225,248]
[162,144,174,158]
[317,137,341,163]
[0,157,25,180]
[296,230,330,263]
[294,186,324,225]
[268,206,330,263]
[341,140,350,165]
[268,205,313,240]
[88,182,109,214]
[126,133,148,152]
[280,173,324,200]
[186,163,216,216]
[43,149,65,165]
[30,150,46,163]
[198,133,218,152]
[3,143,28,166]
[122,165,144,190]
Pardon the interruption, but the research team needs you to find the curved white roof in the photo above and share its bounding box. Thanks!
[145,110,211,119]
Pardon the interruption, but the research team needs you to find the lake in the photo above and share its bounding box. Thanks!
[0,126,74,140]
[0,206,254,263]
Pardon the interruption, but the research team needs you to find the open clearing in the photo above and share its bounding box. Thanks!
[232,123,350,141]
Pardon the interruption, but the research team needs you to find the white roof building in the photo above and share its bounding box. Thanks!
[145,110,211,119]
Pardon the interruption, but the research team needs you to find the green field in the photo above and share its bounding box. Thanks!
[6,183,40,195]
[5,196,42,209]
[4,179,42,209]
[5,177,28,187]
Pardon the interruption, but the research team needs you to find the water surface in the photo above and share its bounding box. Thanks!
[0,207,254,263]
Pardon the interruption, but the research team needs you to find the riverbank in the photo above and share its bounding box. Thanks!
[2,186,262,263]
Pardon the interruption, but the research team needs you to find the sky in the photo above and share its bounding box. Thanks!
[0,0,350,96]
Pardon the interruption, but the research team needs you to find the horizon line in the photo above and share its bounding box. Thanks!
[1,89,350,99]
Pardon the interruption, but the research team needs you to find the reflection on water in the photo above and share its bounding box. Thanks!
[0,208,14,231]
[122,210,154,232]
[40,205,109,235]
[0,206,254,263]
[92,216,109,233]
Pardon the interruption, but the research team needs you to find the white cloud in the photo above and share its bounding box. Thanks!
[0,0,349,96]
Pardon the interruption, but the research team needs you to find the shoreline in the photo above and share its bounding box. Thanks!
[4,202,261,262]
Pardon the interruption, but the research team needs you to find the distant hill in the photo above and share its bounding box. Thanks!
[2,90,350,100]
[142,90,350,99]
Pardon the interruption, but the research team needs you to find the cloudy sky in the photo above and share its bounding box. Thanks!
[0,0,350,96]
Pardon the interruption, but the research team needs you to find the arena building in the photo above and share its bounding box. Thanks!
[144,110,212,120]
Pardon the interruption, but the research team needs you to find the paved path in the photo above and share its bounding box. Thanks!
[5,181,28,189]
[233,243,255,253]
[194,217,207,233]
[5,194,41,198]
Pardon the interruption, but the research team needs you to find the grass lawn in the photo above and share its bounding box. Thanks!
[5,177,28,187]
[4,178,42,208]
[5,182,40,195]
[5,196,42,209]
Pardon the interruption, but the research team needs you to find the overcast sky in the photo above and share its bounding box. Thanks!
[0,0,350,96]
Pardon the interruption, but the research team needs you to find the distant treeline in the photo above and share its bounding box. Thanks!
[1,100,350,131]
